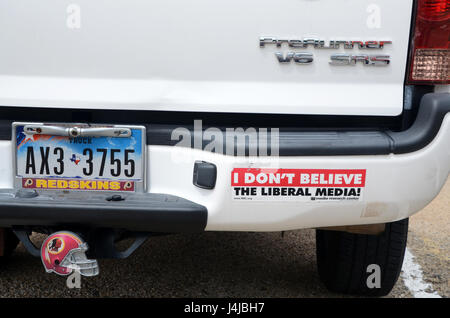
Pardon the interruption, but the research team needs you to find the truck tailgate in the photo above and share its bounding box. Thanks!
[0,0,413,115]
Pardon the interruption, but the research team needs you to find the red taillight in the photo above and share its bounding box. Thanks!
[418,0,449,22]
[408,0,450,84]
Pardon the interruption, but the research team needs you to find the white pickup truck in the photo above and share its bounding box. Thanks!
[0,0,448,296]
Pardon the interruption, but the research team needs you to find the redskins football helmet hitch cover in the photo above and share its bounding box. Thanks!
[41,231,99,277]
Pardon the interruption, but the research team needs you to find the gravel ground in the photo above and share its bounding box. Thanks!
[405,178,449,298]
[0,180,448,298]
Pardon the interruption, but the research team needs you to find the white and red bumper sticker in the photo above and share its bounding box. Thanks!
[231,168,366,202]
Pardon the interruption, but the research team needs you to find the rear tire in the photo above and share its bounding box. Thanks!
[316,218,408,296]
[0,228,20,261]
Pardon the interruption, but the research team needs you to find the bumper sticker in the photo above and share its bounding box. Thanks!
[231,168,366,202]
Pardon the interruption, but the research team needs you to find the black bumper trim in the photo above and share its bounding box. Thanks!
[147,93,450,156]
[0,93,448,156]
[0,190,207,233]
[386,93,450,154]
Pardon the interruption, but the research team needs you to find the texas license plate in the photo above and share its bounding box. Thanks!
[13,122,146,192]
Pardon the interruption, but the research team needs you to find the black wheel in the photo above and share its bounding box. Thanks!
[0,228,20,260]
[316,218,408,296]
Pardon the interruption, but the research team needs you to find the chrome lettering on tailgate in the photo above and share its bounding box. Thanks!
[260,37,392,66]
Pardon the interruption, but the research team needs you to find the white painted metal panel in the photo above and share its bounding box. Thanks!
[0,0,413,115]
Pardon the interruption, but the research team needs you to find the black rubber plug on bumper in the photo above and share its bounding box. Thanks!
[106,194,125,202]
[193,161,217,189]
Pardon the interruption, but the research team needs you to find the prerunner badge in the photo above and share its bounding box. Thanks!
[231,168,366,202]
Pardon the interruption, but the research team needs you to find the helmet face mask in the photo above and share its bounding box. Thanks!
[41,232,99,277]
[60,244,99,277]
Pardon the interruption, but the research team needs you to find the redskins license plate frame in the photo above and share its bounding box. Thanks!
[12,122,146,193]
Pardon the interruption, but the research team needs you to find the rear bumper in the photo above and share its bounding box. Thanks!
[0,191,207,232]
[0,93,448,232]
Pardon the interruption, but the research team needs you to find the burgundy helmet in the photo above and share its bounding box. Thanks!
[41,231,99,277]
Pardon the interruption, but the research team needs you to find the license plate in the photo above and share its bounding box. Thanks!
[13,122,146,192]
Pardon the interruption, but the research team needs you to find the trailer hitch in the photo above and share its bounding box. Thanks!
[13,228,150,259]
